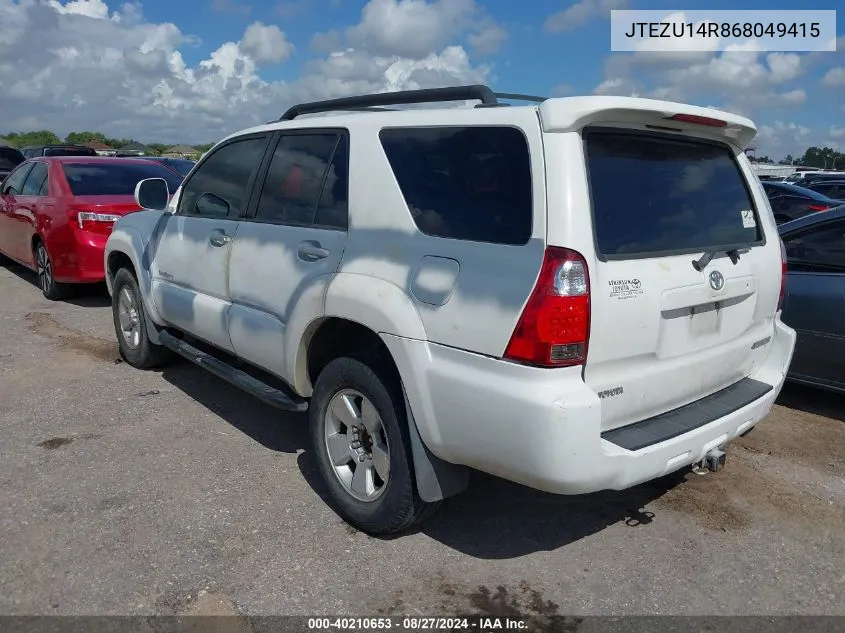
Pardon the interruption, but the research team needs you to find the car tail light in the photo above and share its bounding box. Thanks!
[504,247,590,367]
[71,210,121,234]
[777,238,787,311]
[666,113,728,128]
[806,204,831,212]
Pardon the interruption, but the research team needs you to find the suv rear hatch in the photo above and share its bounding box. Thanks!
[540,98,783,432]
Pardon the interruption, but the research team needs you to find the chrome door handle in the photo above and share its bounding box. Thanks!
[209,231,232,247]
[297,242,330,261]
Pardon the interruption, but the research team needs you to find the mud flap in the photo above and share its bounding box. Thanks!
[402,388,469,502]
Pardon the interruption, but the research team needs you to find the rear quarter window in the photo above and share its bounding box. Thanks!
[585,130,762,259]
[379,126,532,245]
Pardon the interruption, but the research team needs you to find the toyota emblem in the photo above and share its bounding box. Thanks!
[709,270,725,291]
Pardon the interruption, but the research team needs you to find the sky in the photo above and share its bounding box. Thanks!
[0,0,843,159]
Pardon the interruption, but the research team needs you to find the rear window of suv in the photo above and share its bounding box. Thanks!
[379,126,532,245]
[44,146,97,157]
[585,130,762,259]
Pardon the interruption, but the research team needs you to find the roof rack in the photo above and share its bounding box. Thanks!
[279,85,498,121]
[495,92,548,103]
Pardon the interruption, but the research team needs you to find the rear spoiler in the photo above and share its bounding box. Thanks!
[539,96,757,149]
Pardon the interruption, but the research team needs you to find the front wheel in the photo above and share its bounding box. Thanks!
[309,356,440,535]
[111,267,171,369]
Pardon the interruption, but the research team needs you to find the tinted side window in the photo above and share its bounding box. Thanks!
[2,163,34,194]
[178,136,268,218]
[20,163,48,196]
[254,133,339,226]
[379,126,532,245]
[314,135,349,230]
[784,220,845,273]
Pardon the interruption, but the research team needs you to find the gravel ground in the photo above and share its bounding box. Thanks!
[1,262,843,617]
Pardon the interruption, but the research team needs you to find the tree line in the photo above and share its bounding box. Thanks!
[747,146,845,169]
[0,130,215,155]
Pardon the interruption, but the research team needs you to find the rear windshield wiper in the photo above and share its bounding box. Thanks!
[692,248,741,272]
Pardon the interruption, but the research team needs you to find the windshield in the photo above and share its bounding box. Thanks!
[156,158,195,177]
[0,148,24,171]
[585,130,762,259]
[766,182,838,201]
[44,147,97,157]
[62,162,183,196]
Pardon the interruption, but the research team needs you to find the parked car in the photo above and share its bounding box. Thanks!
[778,205,845,394]
[801,179,845,199]
[783,170,834,184]
[21,144,97,158]
[0,156,182,299]
[761,181,844,223]
[0,145,25,182]
[791,172,845,188]
[104,86,795,535]
[140,156,196,178]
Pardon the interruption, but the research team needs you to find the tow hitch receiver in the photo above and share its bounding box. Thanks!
[691,447,728,475]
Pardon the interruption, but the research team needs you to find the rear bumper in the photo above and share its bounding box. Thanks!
[383,318,796,495]
[54,232,107,283]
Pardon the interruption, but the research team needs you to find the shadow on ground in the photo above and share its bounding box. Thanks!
[161,359,682,560]
[776,382,845,423]
[1,262,111,308]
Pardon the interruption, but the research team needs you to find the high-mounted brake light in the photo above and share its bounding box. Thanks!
[806,204,831,212]
[777,238,787,312]
[504,247,591,368]
[666,114,728,128]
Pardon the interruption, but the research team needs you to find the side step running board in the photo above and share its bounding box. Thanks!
[159,331,308,413]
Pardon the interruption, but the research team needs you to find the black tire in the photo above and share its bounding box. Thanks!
[111,267,171,369]
[34,240,74,301]
[309,355,440,535]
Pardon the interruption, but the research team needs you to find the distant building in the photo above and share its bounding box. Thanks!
[85,141,115,156]
[116,142,151,156]
[163,145,200,159]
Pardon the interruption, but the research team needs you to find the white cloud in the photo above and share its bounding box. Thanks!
[822,67,845,88]
[345,0,477,59]
[0,0,490,142]
[467,20,508,56]
[544,0,627,34]
[754,121,812,158]
[240,21,293,64]
[830,126,845,139]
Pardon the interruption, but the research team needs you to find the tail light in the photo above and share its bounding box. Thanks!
[777,238,787,311]
[806,204,831,212]
[504,247,591,367]
[71,210,121,235]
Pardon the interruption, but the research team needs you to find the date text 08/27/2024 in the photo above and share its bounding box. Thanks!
[306,617,530,631]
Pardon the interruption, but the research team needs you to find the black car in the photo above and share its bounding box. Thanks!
[791,172,845,188]
[778,205,845,394]
[141,156,196,177]
[803,179,845,200]
[0,145,25,181]
[21,144,97,158]
[761,181,844,224]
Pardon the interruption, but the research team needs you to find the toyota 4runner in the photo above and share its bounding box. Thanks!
[104,85,796,535]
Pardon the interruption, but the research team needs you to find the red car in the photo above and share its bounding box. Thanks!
[0,156,182,299]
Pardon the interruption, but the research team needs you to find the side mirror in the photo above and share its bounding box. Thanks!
[195,192,230,217]
[134,178,169,211]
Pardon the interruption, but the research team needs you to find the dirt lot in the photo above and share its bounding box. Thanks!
[1,262,843,616]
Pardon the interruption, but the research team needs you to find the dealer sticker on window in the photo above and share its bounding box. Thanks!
[740,209,756,228]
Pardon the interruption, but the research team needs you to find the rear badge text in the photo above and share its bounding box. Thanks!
[598,386,624,399]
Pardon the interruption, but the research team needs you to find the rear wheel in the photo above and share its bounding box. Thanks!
[309,355,440,535]
[34,240,74,301]
[111,267,171,369]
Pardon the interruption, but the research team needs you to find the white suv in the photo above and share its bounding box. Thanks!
[104,85,796,535]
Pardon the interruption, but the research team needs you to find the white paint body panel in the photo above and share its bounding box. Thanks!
[105,96,798,495]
